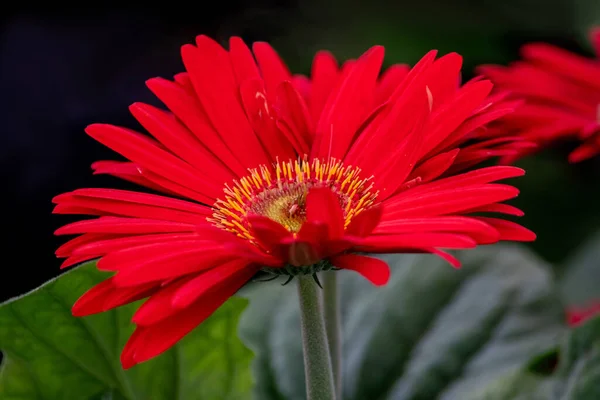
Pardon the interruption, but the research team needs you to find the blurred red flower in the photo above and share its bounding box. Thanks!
[567,301,600,327]
[480,28,600,162]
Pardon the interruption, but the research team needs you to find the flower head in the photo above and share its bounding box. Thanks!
[54,35,534,368]
[479,28,600,162]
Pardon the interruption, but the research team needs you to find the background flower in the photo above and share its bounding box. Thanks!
[480,28,600,162]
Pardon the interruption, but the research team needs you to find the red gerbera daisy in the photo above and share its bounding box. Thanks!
[54,35,535,368]
[479,27,600,162]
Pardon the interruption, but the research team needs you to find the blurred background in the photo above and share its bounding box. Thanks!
[1,0,600,302]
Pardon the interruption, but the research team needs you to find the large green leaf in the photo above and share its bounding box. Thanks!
[0,262,253,400]
[467,315,600,399]
[238,244,566,400]
[561,230,600,306]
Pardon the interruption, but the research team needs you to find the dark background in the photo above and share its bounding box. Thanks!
[1,0,600,302]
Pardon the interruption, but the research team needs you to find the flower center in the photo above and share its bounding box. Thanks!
[210,157,379,241]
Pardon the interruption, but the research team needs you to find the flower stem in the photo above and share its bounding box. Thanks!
[297,275,336,400]
[323,271,342,398]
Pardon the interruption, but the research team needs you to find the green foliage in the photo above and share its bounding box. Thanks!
[0,262,253,400]
[467,316,600,399]
[239,245,566,400]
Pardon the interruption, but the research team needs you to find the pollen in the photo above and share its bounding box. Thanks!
[209,157,379,240]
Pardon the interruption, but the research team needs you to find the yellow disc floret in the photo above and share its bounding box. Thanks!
[210,156,379,240]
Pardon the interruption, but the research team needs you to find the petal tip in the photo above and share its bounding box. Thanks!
[120,352,137,370]
[51,192,69,204]
[128,102,143,112]
[520,230,537,242]
[180,43,198,59]
[373,268,391,286]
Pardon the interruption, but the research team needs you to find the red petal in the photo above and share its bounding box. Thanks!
[474,217,536,242]
[374,216,500,244]
[345,204,383,237]
[72,233,202,256]
[132,260,258,326]
[54,188,209,214]
[420,80,493,157]
[407,149,459,184]
[247,214,292,259]
[521,43,600,90]
[60,254,99,269]
[56,233,113,257]
[357,233,477,252]
[132,278,193,325]
[53,188,210,223]
[120,279,244,368]
[314,46,384,159]
[98,242,235,286]
[345,51,437,169]
[569,139,600,162]
[173,72,194,93]
[295,221,329,243]
[129,102,234,181]
[275,81,313,154]
[172,261,259,309]
[229,37,261,83]
[309,50,339,122]
[72,278,157,317]
[182,39,269,167]
[252,42,292,96]
[425,52,463,108]
[121,329,143,369]
[464,203,524,217]
[239,78,296,160]
[305,187,345,239]
[96,162,216,204]
[428,107,517,158]
[384,184,520,218]
[56,217,196,236]
[91,161,177,196]
[112,251,232,286]
[424,248,461,268]
[85,124,219,203]
[404,166,525,195]
[331,254,390,286]
[350,73,431,197]
[375,63,410,104]
[292,74,311,101]
[145,77,247,176]
[99,239,222,271]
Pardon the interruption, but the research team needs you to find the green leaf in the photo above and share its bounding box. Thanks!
[462,370,559,400]
[238,244,566,400]
[561,230,600,306]
[0,262,253,400]
[558,316,600,376]
[467,316,600,400]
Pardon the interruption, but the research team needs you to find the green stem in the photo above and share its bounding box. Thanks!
[323,272,342,398]
[297,275,336,400]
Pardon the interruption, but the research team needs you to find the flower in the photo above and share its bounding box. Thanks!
[54,35,535,368]
[479,28,600,162]
[567,301,600,327]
